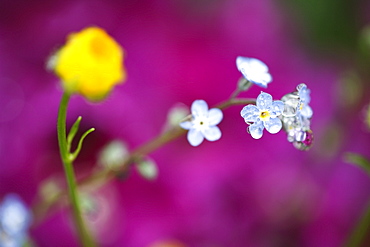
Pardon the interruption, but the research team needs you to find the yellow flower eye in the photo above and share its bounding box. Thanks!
[259,111,270,120]
[51,27,126,101]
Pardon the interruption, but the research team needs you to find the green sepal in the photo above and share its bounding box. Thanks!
[69,127,95,162]
[237,77,253,91]
[67,116,82,151]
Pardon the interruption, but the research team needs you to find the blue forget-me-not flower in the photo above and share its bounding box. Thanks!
[0,194,32,247]
[236,56,272,88]
[180,100,223,146]
[240,92,284,139]
[280,83,314,150]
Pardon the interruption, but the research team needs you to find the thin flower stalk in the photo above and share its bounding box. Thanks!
[57,93,96,247]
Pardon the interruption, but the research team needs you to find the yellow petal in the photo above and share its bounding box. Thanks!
[52,27,126,101]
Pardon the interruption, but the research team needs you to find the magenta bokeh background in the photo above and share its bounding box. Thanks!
[0,0,369,246]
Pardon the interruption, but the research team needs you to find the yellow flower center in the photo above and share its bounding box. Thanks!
[90,35,109,59]
[260,111,270,120]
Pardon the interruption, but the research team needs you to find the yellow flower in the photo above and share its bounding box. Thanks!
[51,27,126,101]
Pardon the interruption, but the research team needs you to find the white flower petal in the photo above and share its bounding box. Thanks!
[301,105,313,119]
[207,108,223,126]
[297,83,307,91]
[236,56,251,72]
[191,100,208,117]
[256,92,273,109]
[264,117,282,134]
[249,121,264,139]
[249,57,269,72]
[202,126,222,141]
[297,83,311,104]
[187,128,204,146]
[295,130,306,142]
[249,73,272,88]
[236,57,268,73]
[268,100,284,117]
[240,104,259,122]
[236,57,272,87]
[179,121,193,130]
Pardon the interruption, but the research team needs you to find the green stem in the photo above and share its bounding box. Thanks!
[216,98,256,109]
[57,93,96,247]
[79,97,257,186]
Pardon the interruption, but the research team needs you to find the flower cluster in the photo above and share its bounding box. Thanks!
[280,83,314,150]
[238,56,314,149]
[0,194,32,247]
[22,24,321,247]
[180,57,313,150]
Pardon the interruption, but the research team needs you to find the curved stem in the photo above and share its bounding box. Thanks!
[57,93,96,247]
[216,98,256,109]
[79,97,256,186]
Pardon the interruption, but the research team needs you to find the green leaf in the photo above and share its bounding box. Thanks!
[69,127,95,162]
[345,205,370,247]
[137,158,158,180]
[67,116,82,151]
[344,152,370,175]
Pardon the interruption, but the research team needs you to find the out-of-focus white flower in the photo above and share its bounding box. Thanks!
[240,92,284,139]
[236,56,272,88]
[180,100,223,146]
[0,194,32,247]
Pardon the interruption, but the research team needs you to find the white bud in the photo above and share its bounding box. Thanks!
[98,140,129,170]
[137,157,158,180]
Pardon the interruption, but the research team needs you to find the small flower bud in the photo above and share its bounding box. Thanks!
[39,178,62,203]
[137,157,158,180]
[166,103,190,128]
[98,140,129,170]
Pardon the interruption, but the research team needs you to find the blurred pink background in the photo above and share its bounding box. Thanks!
[0,0,369,246]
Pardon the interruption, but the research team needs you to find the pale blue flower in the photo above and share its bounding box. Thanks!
[180,100,223,146]
[297,83,313,119]
[0,194,32,247]
[280,84,314,150]
[282,114,311,143]
[236,56,272,88]
[240,92,284,139]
